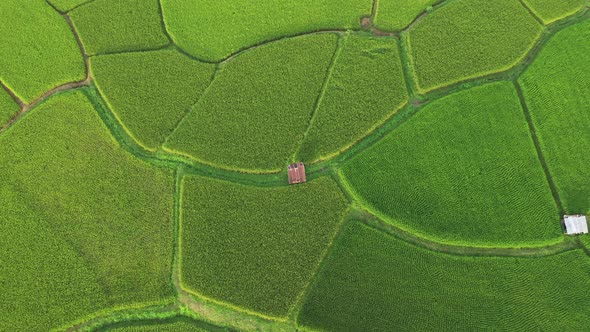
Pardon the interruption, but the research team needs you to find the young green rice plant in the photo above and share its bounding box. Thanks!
[407,0,542,93]
[180,175,349,318]
[297,33,409,163]
[340,82,561,246]
[91,49,215,150]
[0,85,19,126]
[69,0,170,55]
[0,0,85,103]
[519,19,590,215]
[164,34,338,172]
[160,0,371,61]
[0,90,175,331]
[521,0,586,24]
[48,0,92,12]
[373,0,438,31]
[298,221,590,331]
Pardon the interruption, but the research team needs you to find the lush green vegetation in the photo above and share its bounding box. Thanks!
[519,19,590,215]
[0,86,19,126]
[0,0,85,103]
[180,175,349,318]
[2,1,590,330]
[70,0,169,55]
[48,0,92,12]
[373,0,437,31]
[0,91,175,331]
[298,221,590,331]
[91,49,215,150]
[297,33,408,163]
[341,82,561,246]
[165,34,337,172]
[522,0,586,24]
[160,0,371,61]
[103,317,215,331]
[407,0,542,93]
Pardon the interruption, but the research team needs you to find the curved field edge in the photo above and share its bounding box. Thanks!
[295,220,590,331]
[159,0,372,62]
[65,10,588,177]
[338,165,564,249]
[405,26,543,96]
[66,306,228,332]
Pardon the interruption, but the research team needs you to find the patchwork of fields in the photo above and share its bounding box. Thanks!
[1,0,589,331]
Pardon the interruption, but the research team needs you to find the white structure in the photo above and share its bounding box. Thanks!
[563,215,588,235]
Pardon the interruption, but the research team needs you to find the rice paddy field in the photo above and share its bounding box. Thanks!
[1,0,589,331]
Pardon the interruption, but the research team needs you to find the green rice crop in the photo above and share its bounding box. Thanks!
[373,0,438,31]
[70,0,170,55]
[48,0,92,12]
[297,33,408,163]
[164,34,338,172]
[91,49,215,150]
[522,0,586,24]
[180,175,349,318]
[160,0,371,61]
[407,0,542,93]
[0,0,85,103]
[340,82,561,246]
[519,19,590,215]
[0,86,19,126]
[104,317,214,331]
[298,221,590,331]
[0,91,174,331]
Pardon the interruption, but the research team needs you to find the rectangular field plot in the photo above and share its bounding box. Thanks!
[519,19,590,215]
[340,82,561,246]
[298,222,590,331]
[180,175,349,318]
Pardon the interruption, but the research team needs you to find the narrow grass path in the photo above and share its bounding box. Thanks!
[514,80,564,216]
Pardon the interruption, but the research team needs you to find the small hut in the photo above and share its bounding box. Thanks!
[288,162,306,185]
[563,215,588,235]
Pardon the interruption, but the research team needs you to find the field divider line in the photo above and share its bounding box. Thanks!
[514,81,564,216]
[287,205,353,322]
[1,1,92,135]
[337,170,575,257]
[88,44,173,58]
[63,302,179,332]
[306,12,589,170]
[0,81,25,109]
[401,0,451,34]
[157,0,175,45]
[63,0,97,13]
[398,33,420,99]
[575,238,590,258]
[171,167,184,300]
[161,65,219,148]
[290,33,346,162]
[517,0,546,26]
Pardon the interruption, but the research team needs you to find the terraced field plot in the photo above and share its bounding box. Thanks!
[1,0,590,331]
[341,82,560,246]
